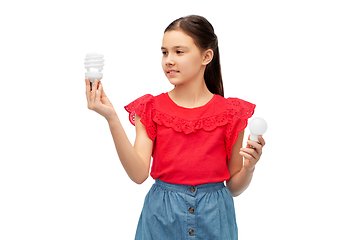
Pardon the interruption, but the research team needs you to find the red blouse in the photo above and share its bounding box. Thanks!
[125,93,255,185]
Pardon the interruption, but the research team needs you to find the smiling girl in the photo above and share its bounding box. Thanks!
[85,15,265,240]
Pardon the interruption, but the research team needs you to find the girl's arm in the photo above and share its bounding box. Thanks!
[86,79,153,184]
[226,131,265,197]
[107,115,153,184]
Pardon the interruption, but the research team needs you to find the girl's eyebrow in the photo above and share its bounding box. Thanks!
[161,46,189,50]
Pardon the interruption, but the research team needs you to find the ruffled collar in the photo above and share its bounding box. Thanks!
[152,93,227,134]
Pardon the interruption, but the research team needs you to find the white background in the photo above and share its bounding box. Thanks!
[1,0,359,239]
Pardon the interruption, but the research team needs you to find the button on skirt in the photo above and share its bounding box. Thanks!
[135,179,238,240]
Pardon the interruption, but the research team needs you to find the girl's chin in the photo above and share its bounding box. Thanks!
[167,76,191,86]
[167,78,181,86]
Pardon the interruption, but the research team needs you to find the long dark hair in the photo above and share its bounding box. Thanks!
[164,15,224,97]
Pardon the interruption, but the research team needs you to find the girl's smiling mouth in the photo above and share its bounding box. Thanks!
[167,70,179,76]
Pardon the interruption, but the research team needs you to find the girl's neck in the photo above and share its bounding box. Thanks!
[168,79,213,108]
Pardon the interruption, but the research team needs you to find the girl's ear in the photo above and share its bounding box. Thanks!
[202,49,214,66]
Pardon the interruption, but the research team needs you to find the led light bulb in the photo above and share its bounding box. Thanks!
[249,117,268,142]
[84,53,104,83]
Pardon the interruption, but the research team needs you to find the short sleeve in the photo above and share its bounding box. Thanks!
[124,94,156,141]
[225,98,256,161]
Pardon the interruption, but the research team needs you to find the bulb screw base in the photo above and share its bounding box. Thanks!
[85,72,103,83]
[250,133,260,143]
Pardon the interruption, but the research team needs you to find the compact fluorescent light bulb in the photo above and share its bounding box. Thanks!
[249,117,268,142]
[84,53,104,83]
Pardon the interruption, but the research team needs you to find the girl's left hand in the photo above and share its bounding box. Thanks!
[240,135,266,173]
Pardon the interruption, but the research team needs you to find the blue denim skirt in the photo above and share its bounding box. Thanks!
[135,179,238,240]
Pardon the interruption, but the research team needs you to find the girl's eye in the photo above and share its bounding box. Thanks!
[176,50,184,54]
[162,51,168,55]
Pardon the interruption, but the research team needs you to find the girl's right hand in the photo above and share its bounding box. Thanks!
[85,78,117,121]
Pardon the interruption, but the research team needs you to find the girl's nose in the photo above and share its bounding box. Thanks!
[165,55,174,66]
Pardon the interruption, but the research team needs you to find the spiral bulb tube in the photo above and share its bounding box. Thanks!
[84,53,105,83]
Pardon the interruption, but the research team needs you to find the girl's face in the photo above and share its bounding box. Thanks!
[161,30,208,86]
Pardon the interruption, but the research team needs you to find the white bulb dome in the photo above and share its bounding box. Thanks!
[249,117,267,142]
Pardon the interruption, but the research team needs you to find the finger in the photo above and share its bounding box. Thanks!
[240,147,259,160]
[99,82,107,97]
[239,151,257,165]
[92,79,99,95]
[85,78,91,104]
[258,135,266,147]
[89,79,98,107]
[246,139,262,154]
[94,80,101,102]
[98,81,103,99]
[245,135,260,149]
